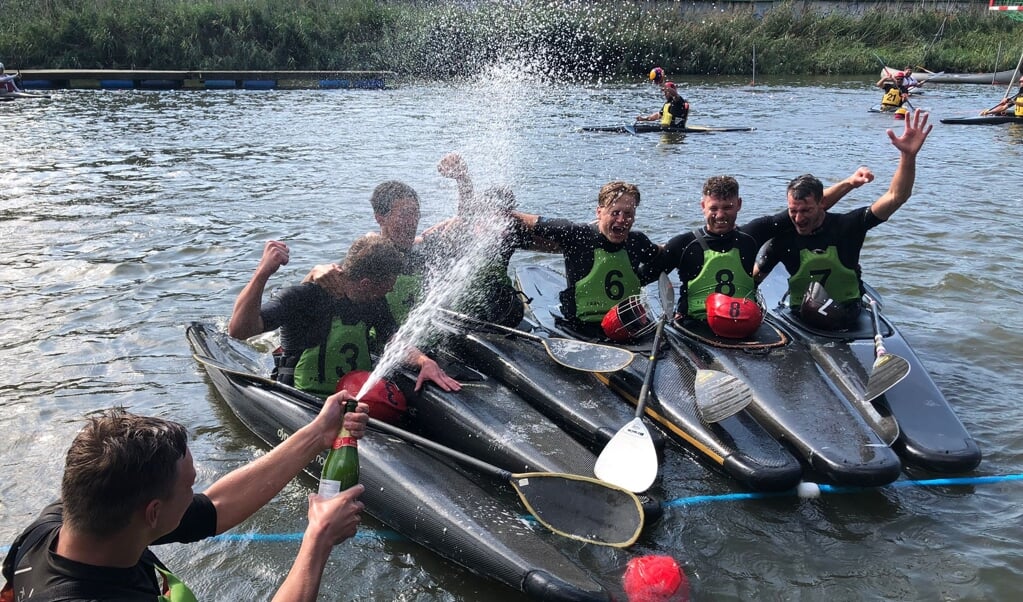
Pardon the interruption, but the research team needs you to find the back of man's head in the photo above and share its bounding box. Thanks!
[787,174,824,203]
[62,408,188,536]
[370,181,419,217]
[341,234,405,283]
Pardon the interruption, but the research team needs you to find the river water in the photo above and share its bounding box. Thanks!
[2,74,1022,601]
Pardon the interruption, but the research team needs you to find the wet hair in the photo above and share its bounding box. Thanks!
[787,174,824,203]
[370,181,419,217]
[61,408,188,537]
[703,176,739,200]
[597,181,641,208]
[339,234,405,282]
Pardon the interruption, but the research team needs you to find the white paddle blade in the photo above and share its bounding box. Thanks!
[863,353,911,403]
[593,418,658,493]
[694,369,754,423]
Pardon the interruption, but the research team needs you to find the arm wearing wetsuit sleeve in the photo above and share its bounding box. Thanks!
[822,167,876,211]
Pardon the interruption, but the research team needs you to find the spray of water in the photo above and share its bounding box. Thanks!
[359,208,513,395]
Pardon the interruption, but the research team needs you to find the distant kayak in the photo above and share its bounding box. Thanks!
[880,67,1018,85]
[0,90,51,100]
[940,114,1023,125]
[580,123,755,134]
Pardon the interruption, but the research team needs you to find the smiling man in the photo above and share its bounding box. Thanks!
[512,181,661,338]
[755,110,933,329]
[642,169,873,338]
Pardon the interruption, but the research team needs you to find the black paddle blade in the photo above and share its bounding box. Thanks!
[511,472,644,548]
[544,338,634,372]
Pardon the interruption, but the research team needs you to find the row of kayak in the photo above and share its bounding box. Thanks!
[187,265,981,599]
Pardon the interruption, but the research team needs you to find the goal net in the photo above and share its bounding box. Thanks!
[990,0,1023,20]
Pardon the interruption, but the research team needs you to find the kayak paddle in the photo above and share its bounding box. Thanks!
[191,353,645,547]
[663,331,755,424]
[437,308,634,373]
[593,273,673,493]
[864,295,910,404]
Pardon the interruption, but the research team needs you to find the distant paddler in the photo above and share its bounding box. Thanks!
[980,76,1023,116]
[0,62,24,94]
[636,81,690,130]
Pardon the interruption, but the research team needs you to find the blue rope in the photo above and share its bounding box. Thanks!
[4,474,1020,552]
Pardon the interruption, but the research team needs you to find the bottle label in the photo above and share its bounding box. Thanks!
[318,479,342,498]
[331,436,357,450]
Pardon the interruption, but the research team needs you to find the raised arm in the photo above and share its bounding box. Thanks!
[228,240,290,339]
[204,390,369,533]
[437,152,474,213]
[821,166,875,210]
[870,109,933,221]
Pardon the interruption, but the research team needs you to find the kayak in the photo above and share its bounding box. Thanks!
[515,266,803,492]
[758,275,982,474]
[667,315,902,487]
[940,115,1023,125]
[185,321,616,601]
[880,67,1018,85]
[580,123,755,134]
[0,90,51,100]
[434,314,666,454]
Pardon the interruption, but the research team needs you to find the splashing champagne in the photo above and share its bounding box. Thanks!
[364,208,511,390]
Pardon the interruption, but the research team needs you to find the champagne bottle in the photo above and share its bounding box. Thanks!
[318,399,359,498]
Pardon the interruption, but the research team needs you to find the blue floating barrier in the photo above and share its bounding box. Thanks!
[100,80,134,89]
[19,80,58,90]
[319,79,351,89]
[353,78,385,89]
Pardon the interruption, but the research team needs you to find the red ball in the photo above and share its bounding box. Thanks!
[623,555,689,602]
[336,370,407,424]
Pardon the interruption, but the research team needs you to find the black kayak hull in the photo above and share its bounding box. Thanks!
[580,123,755,134]
[666,322,903,487]
[759,276,982,474]
[515,266,803,492]
[940,115,1023,125]
[186,322,612,601]
[437,323,663,453]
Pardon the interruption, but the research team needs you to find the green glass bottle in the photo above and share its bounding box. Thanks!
[318,399,359,498]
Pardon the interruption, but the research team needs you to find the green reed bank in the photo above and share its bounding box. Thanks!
[1,0,1020,78]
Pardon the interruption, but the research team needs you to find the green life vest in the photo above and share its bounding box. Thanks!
[573,248,641,323]
[386,273,421,325]
[156,565,198,602]
[686,247,755,320]
[787,246,861,307]
[294,317,372,396]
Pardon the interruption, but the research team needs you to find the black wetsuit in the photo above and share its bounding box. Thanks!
[2,496,216,601]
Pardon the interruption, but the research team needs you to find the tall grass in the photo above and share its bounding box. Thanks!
[1,0,1020,77]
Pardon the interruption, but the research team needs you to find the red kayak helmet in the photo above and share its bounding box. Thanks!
[336,370,407,424]
[705,293,763,339]
[601,295,656,342]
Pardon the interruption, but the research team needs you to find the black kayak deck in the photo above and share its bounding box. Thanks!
[186,322,613,601]
[515,265,803,492]
[940,115,1023,125]
[759,274,982,474]
[579,123,755,134]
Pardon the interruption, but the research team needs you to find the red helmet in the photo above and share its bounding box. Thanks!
[894,71,905,78]
[601,295,656,342]
[705,293,763,339]
[336,370,407,424]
